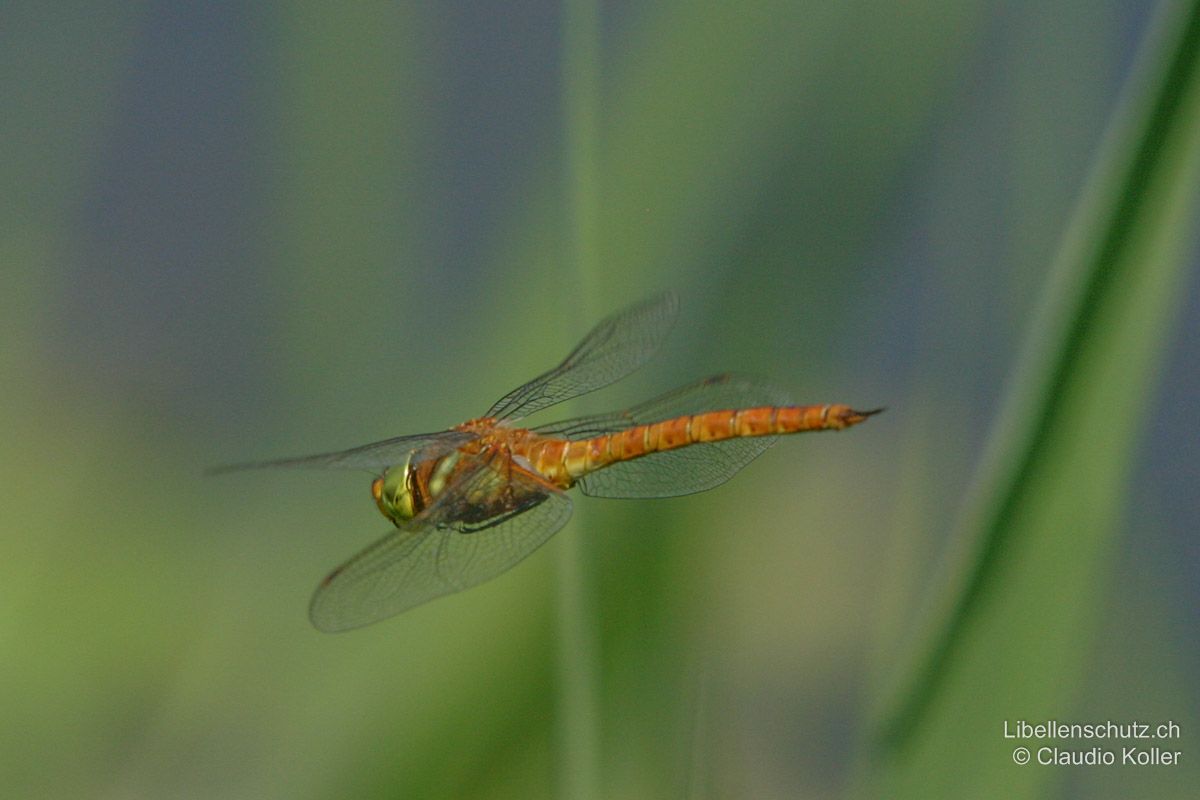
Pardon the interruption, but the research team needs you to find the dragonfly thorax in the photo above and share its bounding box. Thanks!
[372,457,416,523]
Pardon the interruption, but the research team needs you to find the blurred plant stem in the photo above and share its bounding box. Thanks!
[875,0,1200,773]
[556,1,602,799]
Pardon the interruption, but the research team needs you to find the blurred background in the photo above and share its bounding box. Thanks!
[3,1,1197,798]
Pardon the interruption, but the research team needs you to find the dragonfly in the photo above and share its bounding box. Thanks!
[214,293,880,631]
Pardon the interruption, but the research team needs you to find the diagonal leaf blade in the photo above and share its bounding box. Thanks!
[873,0,1200,795]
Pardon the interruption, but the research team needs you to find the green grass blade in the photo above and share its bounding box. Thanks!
[873,1,1200,794]
[556,1,603,799]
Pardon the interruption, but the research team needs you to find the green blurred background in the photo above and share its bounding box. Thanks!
[3,2,1197,798]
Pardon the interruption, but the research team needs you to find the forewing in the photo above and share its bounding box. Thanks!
[534,373,792,439]
[207,431,473,474]
[539,374,794,499]
[309,460,573,631]
[485,292,679,421]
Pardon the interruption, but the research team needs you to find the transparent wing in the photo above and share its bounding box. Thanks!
[484,292,679,421]
[309,458,573,631]
[534,373,791,439]
[206,431,474,475]
[576,439,775,499]
[539,374,794,499]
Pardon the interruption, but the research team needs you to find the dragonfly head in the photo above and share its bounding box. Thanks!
[372,457,416,523]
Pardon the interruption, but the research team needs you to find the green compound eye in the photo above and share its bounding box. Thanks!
[372,454,416,522]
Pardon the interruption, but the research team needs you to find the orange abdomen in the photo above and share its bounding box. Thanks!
[536,404,877,485]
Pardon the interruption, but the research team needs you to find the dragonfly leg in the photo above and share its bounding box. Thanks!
[456,492,550,534]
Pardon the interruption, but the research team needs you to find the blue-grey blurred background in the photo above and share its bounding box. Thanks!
[3,2,1197,798]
